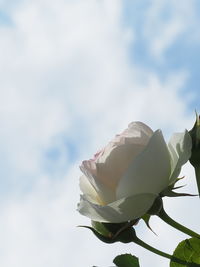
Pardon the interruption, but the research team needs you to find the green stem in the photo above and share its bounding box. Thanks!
[158,207,200,239]
[133,237,200,266]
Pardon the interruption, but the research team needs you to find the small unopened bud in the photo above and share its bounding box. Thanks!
[189,113,200,164]
[189,112,200,195]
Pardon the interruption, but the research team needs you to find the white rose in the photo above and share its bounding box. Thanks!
[78,122,192,223]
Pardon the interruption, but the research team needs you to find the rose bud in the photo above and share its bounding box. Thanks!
[189,112,200,195]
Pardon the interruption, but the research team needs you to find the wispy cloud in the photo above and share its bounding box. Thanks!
[143,0,200,60]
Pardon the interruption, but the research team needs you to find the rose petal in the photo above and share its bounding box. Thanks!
[96,143,147,191]
[120,121,154,143]
[79,175,104,205]
[112,121,153,146]
[117,130,171,199]
[78,193,157,223]
[95,122,154,191]
[80,164,116,204]
[168,130,192,184]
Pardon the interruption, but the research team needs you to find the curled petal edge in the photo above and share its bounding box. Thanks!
[78,193,157,223]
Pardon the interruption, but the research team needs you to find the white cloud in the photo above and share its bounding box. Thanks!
[0,0,198,267]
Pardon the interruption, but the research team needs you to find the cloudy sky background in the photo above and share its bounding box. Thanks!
[0,0,200,266]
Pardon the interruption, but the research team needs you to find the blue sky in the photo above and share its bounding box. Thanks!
[0,1,200,267]
[124,0,200,109]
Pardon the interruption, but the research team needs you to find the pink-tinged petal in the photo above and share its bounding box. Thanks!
[81,160,97,177]
[168,130,192,184]
[117,130,171,199]
[95,143,146,190]
[110,121,153,146]
[94,122,154,191]
[93,149,104,161]
[120,121,153,143]
[80,163,116,204]
[78,193,157,223]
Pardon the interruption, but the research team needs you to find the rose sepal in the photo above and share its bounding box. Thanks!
[78,220,139,244]
[160,177,197,197]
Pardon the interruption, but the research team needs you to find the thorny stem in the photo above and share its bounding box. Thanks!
[158,207,200,240]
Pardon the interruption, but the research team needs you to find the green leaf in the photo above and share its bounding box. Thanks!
[170,238,200,267]
[113,254,140,267]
